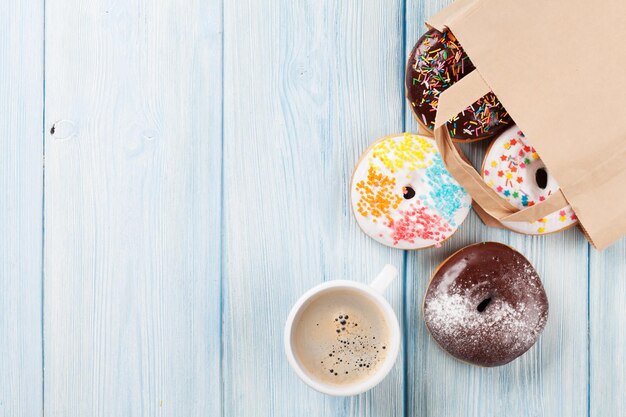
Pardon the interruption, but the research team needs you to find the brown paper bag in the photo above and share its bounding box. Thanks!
[425,0,626,250]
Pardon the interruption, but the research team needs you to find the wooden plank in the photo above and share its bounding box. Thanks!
[590,239,626,416]
[405,226,590,416]
[222,0,405,415]
[43,0,222,415]
[404,1,589,415]
[0,1,43,416]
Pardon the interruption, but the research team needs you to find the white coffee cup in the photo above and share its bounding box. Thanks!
[284,265,401,396]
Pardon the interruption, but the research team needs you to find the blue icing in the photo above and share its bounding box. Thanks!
[421,153,470,227]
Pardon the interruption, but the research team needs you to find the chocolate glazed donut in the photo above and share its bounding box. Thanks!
[423,242,548,367]
[405,29,512,142]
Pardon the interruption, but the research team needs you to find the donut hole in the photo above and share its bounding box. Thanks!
[402,186,416,200]
[476,297,492,313]
[535,168,548,190]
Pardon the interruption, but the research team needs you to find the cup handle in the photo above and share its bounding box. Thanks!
[369,264,398,295]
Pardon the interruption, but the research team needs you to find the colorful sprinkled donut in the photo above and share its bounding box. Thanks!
[481,125,578,235]
[350,133,472,249]
[405,28,512,142]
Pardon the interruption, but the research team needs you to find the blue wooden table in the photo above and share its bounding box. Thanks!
[1,0,625,416]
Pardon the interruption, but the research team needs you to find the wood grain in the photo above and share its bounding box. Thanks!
[590,239,626,416]
[222,0,406,415]
[43,0,222,415]
[0,0,624,416]
[404,1,590,415]
[0,1,43,416]
[405,224,590,417]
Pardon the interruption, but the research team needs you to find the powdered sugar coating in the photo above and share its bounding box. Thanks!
[351,133,472,249]
[423,242,549,367]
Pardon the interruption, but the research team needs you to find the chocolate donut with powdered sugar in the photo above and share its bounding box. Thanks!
[423,242,548,367]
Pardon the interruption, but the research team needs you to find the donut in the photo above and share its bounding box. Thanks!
[350,133,472,249]
[423,242,549,367]
[405,28,512,142]
[481,125,578,235]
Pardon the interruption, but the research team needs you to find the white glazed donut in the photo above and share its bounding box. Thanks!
[351,133,472,249]
[481,125,578,235]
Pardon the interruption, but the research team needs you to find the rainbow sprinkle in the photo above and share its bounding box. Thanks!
[352,134,471,247]
[405,29,511,141]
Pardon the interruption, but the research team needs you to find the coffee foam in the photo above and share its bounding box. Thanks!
[292,288,389,386]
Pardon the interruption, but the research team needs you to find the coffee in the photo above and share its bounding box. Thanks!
[292,288,390,386]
